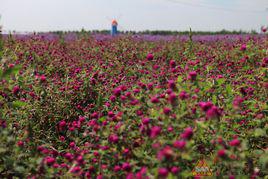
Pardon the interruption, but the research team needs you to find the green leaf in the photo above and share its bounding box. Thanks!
[216,78,225,86]
[2,65,22,79]
[254,128,266,137]
[12,100,27,108]
[226,84,232,96]
[177,76,183,83]
[98,116,106,123]
[212,95,217,104]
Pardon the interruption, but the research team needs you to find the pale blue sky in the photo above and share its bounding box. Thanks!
[0,0,267,32]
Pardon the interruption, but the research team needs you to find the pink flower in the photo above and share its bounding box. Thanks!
[163,107,171,115]
[168,80,176,90]
[108,134,119,143]
[180,127,193,140]
[122,162,132,171]
[158,167,169,177]
[199,101,213,111]
[229,139,240,147]
[168,92,177,105]
[142,118,150,125]
[179,91,189,100]
[45,156,56,166]
[12,86,20,95]
[114,165,121,172]
[206,106,221,119]
[113,87,121,97]
[240,44,247,51]
[146,53,154,61]
[17,140,24,147]
[233,96,244,109]
[136,167,147,179]
[173,140,186,149]
[8,63,15,68]
[188,71,197,81]
[217,149,227,158]
[59,120,66,128]
[261,26,267,33]
[71,166,81,173]
[64,152,73,161]
[150,126,162,138]
[110,95,116,102]
[157,146,174,160]
[169,60,176,68]
[40,75,46,82]
[108,111,115,117]
[171,166,180,174]
[69,141,76,148]
[151,96,160,103]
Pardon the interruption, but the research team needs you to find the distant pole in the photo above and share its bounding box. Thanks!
[111,19,118,36]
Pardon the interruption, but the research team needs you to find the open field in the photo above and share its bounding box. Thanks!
[0,34,267,178]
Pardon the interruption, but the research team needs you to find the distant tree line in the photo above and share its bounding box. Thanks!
[49,29,259,36]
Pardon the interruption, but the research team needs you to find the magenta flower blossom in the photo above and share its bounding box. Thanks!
[229,139,240,147]
[59,120,66,128]
[8,63,15,68]
[114,165,121,172]
[158,167,169,177]
[157,146,174,160]
[142,118,150,125]
[17,140,24,147]
[12,86,20,95]
[113,87,122,97]
[40,75,46,82]
[108,134,119,143]
[45,156,56,166]
[122,162,132,171]
[146,53,154,61]
[71,166,81,173]
[199,101,213,112]
[171,166,180,174]
[179,91,189,100]
[163,107,171,115]
[217,149,227,158]
[169,60,176,68]
[180,127,193,140]
[206,106,221,119]
[108,111,115,117]
[233,96,244,109]
[151,96,160,103]
[173,140,186,149]
[168,80,176,90]
[240,44,247,51]
[150,126,162,138]
[188,71,197,81]
[168,92,177,105]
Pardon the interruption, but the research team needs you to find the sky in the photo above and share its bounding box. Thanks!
[0,0,267,32]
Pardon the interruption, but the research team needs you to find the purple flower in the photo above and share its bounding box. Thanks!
[151,96,160,103]
[180,127,193,140]
[150,126,162,138]
[229,139,240,147]
[122,162,132,171]
[173,140,186,149]
[158,168,169,177]
[146,53,154,61]
[188,71,197,81]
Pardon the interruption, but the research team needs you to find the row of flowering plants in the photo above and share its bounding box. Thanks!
[0,33,267,178]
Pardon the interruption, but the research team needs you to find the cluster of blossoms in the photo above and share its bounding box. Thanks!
[0,34,267,178]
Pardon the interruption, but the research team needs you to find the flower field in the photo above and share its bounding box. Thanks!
[0,34,267,178]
